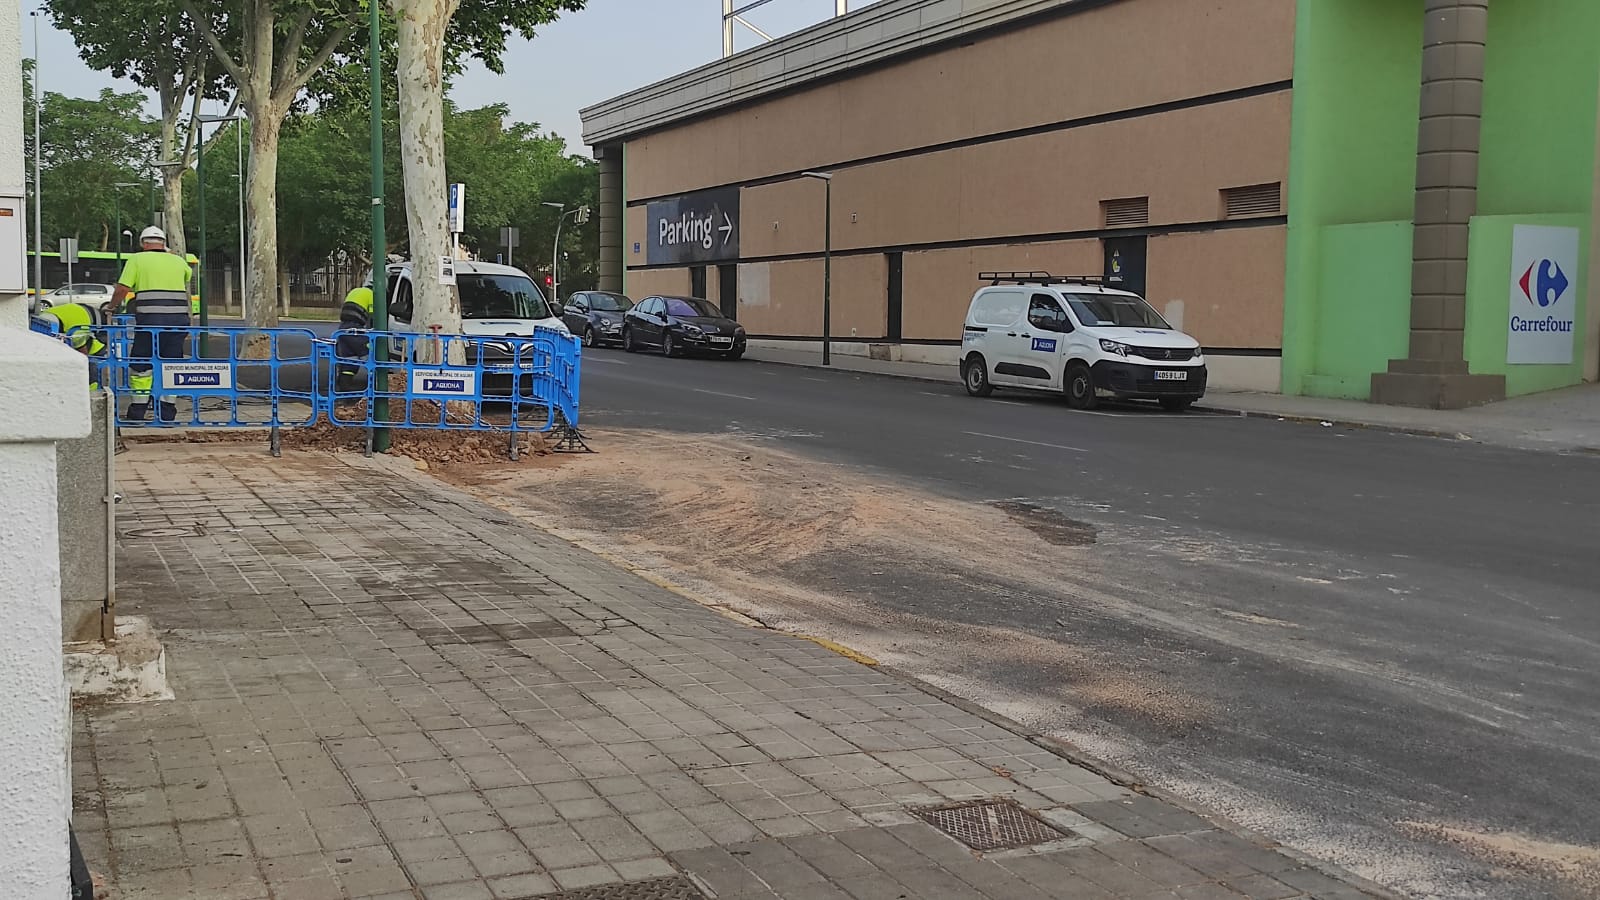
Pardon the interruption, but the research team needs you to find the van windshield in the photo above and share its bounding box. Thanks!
[1064,293,1169,329]
[460,274,551,320]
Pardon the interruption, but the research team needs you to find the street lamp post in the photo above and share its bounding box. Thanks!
[800,172,833,366]
[198,113,244,327]
[112,181,140,274]
[542,202,566,301]
[369,0,390,452]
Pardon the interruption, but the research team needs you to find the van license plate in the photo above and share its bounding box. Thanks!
[1154,370,1186,381]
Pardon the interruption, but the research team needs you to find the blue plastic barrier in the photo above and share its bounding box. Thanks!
[326,328,581,433]
[92,324,582,437]
[99,325,321,428]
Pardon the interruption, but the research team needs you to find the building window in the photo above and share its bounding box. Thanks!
[1222,183,1282,219]
[1102,197,1149,228]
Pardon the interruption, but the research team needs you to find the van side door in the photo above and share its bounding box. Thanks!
[1023,293,1072,391]
[971,289,1027,385]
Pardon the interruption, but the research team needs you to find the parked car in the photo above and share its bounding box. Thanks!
[562,291,634,348]
[621,295,746,360]
[383,259,570,396]
[959,271,1206,411]
[34,283,114,315]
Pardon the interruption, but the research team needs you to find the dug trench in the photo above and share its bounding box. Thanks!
[428,427,1598,900]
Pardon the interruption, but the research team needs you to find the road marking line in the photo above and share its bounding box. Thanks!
[694,388,758,401]
[583,357,629,365]
[964,431,1089,453]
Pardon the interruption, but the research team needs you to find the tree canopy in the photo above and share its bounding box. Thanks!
[26,71,160,251]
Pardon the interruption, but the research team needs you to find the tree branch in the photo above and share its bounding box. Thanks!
[281,25,357,102]
[275,7,316,89]
[177,0,248,89]
[181,71,206,165]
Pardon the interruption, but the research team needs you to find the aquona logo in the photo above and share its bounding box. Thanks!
[1511,258,1575,334]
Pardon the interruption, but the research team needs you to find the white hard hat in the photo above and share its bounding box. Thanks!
[140,225,167,244]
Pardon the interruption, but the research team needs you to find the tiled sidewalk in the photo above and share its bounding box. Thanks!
[76,445,1382,899]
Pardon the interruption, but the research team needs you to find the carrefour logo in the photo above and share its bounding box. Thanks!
[1518,259,1570,308]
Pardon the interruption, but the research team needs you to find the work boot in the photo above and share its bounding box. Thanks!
[159,401,179,423]
[125,402,149,422]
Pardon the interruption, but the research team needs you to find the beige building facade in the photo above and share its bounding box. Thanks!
[582,0,1297,390]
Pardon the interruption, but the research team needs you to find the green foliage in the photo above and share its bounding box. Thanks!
[26,79,159,249]
[167,99,598,285]
[446,0,588,76]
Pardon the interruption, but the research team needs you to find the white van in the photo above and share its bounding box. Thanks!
[383,259,570,397]
[384,259,568,344]
[959,272,1206,411]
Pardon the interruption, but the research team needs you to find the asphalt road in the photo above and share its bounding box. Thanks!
[577,347,1600,899]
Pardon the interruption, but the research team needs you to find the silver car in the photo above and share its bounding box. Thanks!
[33,283,115,315]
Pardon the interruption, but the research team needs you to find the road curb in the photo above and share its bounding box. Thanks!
[1194,403,1478,443]
[745,354,956,386]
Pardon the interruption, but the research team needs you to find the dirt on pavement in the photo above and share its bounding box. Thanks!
[435,427,1204,735]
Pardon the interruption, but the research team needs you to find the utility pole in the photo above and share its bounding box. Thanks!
[112,182,140,274]
[369,0,390,452]
[801,172,833,365]
[196,115,207,336]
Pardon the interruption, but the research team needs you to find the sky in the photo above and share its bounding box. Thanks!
[25,0,880,155]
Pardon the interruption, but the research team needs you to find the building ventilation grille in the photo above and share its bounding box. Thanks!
[1223,183,1282,219]
[1102,197,1150,228]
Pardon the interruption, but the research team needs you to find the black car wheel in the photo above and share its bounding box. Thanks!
[582,326,597,348]
[1065,361,1098,410]
[663,332,680,358]
[622,327,638,353]
[962,355,994,397]
[723,348,744,361]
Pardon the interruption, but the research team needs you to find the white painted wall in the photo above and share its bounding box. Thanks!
[0,329,90,899]
[0,2,26,329]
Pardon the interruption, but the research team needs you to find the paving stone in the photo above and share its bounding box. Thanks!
[81,448,1375,900]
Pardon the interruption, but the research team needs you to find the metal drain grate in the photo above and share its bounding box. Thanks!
[517,876,706,900]
[123,525,203,538]
[915,799,1068,851]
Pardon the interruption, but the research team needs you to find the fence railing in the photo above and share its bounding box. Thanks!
[83,324,581,446]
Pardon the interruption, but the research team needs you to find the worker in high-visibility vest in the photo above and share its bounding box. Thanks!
[187,254,201,316]
[335,282,374,389]
[36,301,108,390]
[112,226,193,422]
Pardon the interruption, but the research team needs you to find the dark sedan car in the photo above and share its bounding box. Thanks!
[622,295,746,360]
[562,291,634,348]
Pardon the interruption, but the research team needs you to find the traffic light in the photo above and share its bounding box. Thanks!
[545,275,553,287]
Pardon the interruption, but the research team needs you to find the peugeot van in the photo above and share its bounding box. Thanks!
[383,259,570,396]
[959,272,1206,411]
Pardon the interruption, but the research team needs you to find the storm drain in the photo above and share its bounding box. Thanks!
[915,799,1068,851]
[123,525,204,538]
[518,876,706,900]
[412,620,574,646]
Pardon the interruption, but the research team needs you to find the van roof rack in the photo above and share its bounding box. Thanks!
[978,271,1113,287]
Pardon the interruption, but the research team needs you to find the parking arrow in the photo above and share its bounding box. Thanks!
[720,213,734,246]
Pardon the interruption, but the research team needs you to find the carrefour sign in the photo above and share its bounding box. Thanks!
[645,187,739,266]
[1507,225,1580,365]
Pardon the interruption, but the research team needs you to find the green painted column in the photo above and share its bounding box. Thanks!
[1371,0,1507,408]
